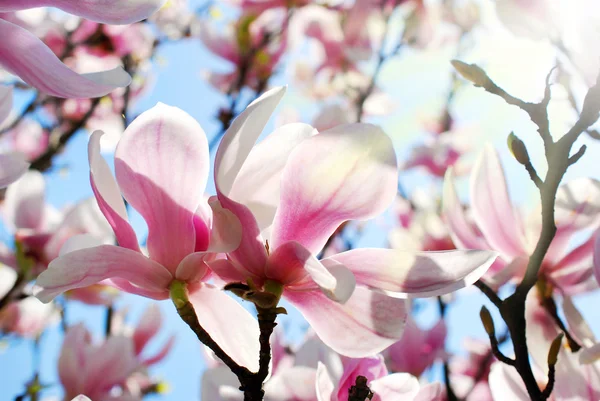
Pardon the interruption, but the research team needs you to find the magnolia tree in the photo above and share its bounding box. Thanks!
[1,0,600,400]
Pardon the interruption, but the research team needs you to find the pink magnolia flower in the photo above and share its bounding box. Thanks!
[382,315,447,377]
[35,103,260,371]
[199,10,287,92]
[3,171,114,271]
[443,145,600,293]
[0,85,29,187]
[0,265,59,337]
[316,353,442,401]
[209,86,497,357]
[1,119,49,161]
[59,323,141,401]
[0,0,166,98]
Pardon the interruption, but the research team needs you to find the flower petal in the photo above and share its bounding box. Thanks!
[215,86,286,197]
[228,123,317,232]
[207,197,242,253]
[285,286,407,357]
[88,131,140,252]
[132,304,162,356]
[0,19,131,98]
[369,373,420,400]
[315,362,335,401]
[488,362,530,401]
[213,88,286,275]
[267,241,355,302]
[201,366,243,401]
[264,366,317,401]
[322,249,497,298]
[0,85,12,123]
[0,0,167,24]
[188,283,260,372]
[470,146,528,259]
[3,170,45,230]
[555,178,600,231]
[174,252,210,283]
[442,167,491,249]
[0,152,29,188]
[115,103,209,271]
[34,245,172,302]
[271,123,398,254]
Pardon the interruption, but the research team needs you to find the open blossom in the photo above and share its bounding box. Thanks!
[199,10,287,92]
[209,86,497,357]
[59,324,141,401]
[316,352,442,401]
[0,0,166,98]
[449,338,494,401]
[35,102,260,370]
[0,265,59,337]
[443,145,600,293]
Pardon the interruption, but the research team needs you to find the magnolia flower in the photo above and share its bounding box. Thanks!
[209,86,497,357]
[0,265,59,337]
[443,146,600,293]
[35,103,259,370]
[0,0,166,98]
[316,353,442,401]
[59,324,141,401]
[0,85,29,187]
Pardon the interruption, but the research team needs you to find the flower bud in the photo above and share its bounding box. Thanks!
[507,132,530,165]
[480,306,495,336]
[548,333,564,366]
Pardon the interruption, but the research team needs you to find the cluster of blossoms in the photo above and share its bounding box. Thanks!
[2,0,600,401]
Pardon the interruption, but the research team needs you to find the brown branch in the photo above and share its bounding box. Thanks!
[453,61,600,401]
[474,280,503,308]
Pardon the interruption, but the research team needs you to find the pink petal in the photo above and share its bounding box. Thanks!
[369,373,421,400]
[555,178,600,231]
[562,295,595,343]
[315,362,336,401]
[197,23,240,63]
[0,0,167,24]
[115,103,209,272]
[207,258,262,285]
[0,85,12,123]
[88,131,140,252]
[414,383,443,401]
[271,123,398,254]
[188,283,260,372]
[215,86,286,197]
[488,362,530,401]
[207,197,242,253]
[470,146,528,259]
[548,233,596,293]
[214,87,286,276]
[142,335,175,366]
[267,241,355,302]
[34,245,173,302]
[59,324,90,397]
[133,304,162,356]
[0,152,29,188]
[3,171,45,230]
[85,336,139,396]
[44,197,115,261]
[229,123,317,232]
[285,286,407,357]
[201,366,242,401]
[442,168,491,249]
[174,252,210,283]
[0,19,130,98]
[322,249,497,297]
[264,366,317,401]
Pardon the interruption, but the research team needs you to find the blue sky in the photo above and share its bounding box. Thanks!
[3,3,600,401]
